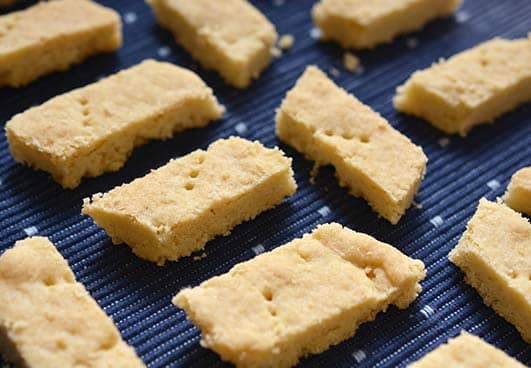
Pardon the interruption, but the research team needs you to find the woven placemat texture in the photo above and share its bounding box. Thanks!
[0,0,530,367]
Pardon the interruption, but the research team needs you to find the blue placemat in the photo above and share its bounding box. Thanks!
[1,1,530,367]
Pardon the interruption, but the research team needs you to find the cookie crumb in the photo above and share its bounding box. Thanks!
[309,162,320,185]
[343,52,360,73]
[271,46,282,58]
[329,67,340,77]
[279,34,295,50]
[193,252,207,261]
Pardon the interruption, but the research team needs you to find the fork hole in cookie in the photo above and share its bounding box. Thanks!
[365,268,376,280]
[56,339,67,350]
[341,133,353,140]
[184,182,194,191]
[297,251,311,262]
[360,134,370,143]
[43,277,56,286]
[189,170,199,178]
[262,289,273,302]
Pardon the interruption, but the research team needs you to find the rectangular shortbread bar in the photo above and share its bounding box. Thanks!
[408,332,526,367]
[312,0,461,49]
[394,36,531,136]
[0,237,145,368]
[175,223,425,368]
[6,59,224,189]
[0,0,121,87]
[449,199,531,343]
[83,137,297,264]
[504,167,531,216]
[276,66,427,224]
[148,0,277,88]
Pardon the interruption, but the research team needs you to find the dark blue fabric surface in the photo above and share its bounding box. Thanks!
[1,1,530,367]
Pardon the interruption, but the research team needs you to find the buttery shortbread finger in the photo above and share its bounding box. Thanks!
[175,223,425,368]
[6,59,224,189]
[449,199,531,343]
[0,237,145,368]
[83,137,296,264]
[504,167,531,216]
[148,0,277,88]
[408,332,526,368]
[394,36,531,136]
[312,0,461,49]
[0,0,121,87]
[276,66,427,224]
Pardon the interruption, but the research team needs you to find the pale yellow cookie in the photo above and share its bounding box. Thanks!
[0,237,145,368]
[504,167,531,216]
[175,223,425,368]
[6,59,224,189]
[0,0,121,87]
[394,36,531,136]
[83,137,297,264]
[449,199,531,343]
[408,332,526,367]
[312,0,461,49]
[276,66,427,224]
[148,0,277,88]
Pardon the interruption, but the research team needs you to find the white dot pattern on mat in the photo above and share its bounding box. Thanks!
[123,12,137,24]
[234,123,248,135]
[309,27,321,40]
[251,244,266,255]
[486,179,500,190]
[23,226,38,236]
[437,137,450,147]
[420,305,435,318]
[157,46,171,58]
[273,0,285,6]
[317,205,331,217]
[406,37,419,49]
[456,10,470,23]
[352,350,367,363]
[430,216,444,228]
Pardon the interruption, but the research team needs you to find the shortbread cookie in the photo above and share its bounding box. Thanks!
[6,59,224,189]
[394,36,531,136]
[175,223,425,368]
[148,0,277,88]
[0,237,145,368]
[504,167,531,216]
[83,137,296,264]
[276,66,427,224]
[449,199,531,343]
[0,0,121,87]
[312,0,461,49]
[408,332,526,367]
